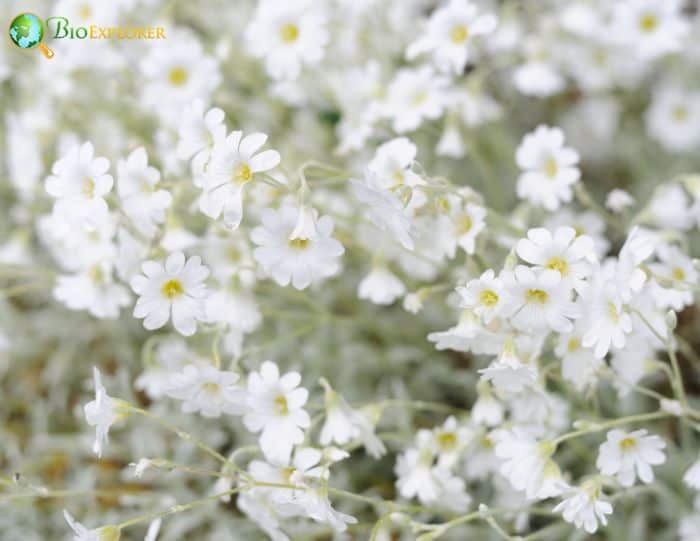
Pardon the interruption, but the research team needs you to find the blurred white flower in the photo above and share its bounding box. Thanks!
[45,141,113,227]
[406,0,497,75]
[245,0,328,81]
[165,364,246,418]
[358,265,405,305]
[117,147,171,238]
[515,125,580,211]
[494,429,562,500]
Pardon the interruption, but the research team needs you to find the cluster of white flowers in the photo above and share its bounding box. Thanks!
[3,1,700,540]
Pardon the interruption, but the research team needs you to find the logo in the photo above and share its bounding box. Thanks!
[9,12,167,59]
[9,13,54,59]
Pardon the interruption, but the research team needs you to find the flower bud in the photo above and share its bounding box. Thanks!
[665,310,677,331]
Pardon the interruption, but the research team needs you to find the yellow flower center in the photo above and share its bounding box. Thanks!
[89,265,103,284]
[639,13,658,32]
[288,238,310,250]
[526,289,548,304]
[436,196,451,213]
[412,91,428,106]
[437,431,457,451]
[168,67,189,87]
[607,301,620,323]
[546,257,569,275]
[479,289,499,307]
[672,267,686,281]
[450,25,469,43]
[201,382,220,395]
[83,177,95,198]
[672,106,689,122]
[567,338,580,352]
[161,279,184,299]
[280,23,299,43]
[233,163,252,184]
[619,437,637,450]
[393,170,405,185]
[457,215,473,234]
[275,394,289,415]
[543,157,559,179]
[229,247,241,262]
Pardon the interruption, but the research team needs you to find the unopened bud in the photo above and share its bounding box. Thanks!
[665,310,677,331]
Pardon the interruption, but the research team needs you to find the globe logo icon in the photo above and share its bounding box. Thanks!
[9,13,54,59]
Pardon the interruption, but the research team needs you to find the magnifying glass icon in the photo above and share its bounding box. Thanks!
[9,13,55,59]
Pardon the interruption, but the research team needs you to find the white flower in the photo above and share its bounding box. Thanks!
[367,137,424,193]
[54,262,131,319]
[471,382,504,426]
[613,0,689,60]
[130,252,210,336]
[385,66,449,133]
[683,459,700,490]
[139,33,221,120]
[246,448,356,533]
[513,61,565,98]
[84,367,129,457]
[432,416,472,469]
[428,310,503,355]
[63,510,120,541]
[680,514,700,541]
[555,329,604,391]
[648,184,694,231]
[503,265,580,333]
[135,338,194,399]
[350,171,415,250]
[319,380,385,458]
[457,269,507,323]
[516,227,596,293]
[117,148,171,238]
[205,287,262,355]
[580,272,633,359]
[251,205,344,290]
[494,429,562,500]
[244,361,310,464]
[358,265,405,305]
[515,125,580,211]
[596,429,667,487]
[199,131,281,229]
[553,480,613,534]
[245,0,328,81]
[176,99,226,172]
[406,0,497,74]
[646,85,700,153]
[648,244,697,311]
[437,122,466,158]
[614,226,656,301]
[479,340,538,394]
[403,292,424,314]
[447,202,486,256]
[606,189,635,213]
[45,141,113,226]
[395,431,471,511]
[165,364,246,418]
